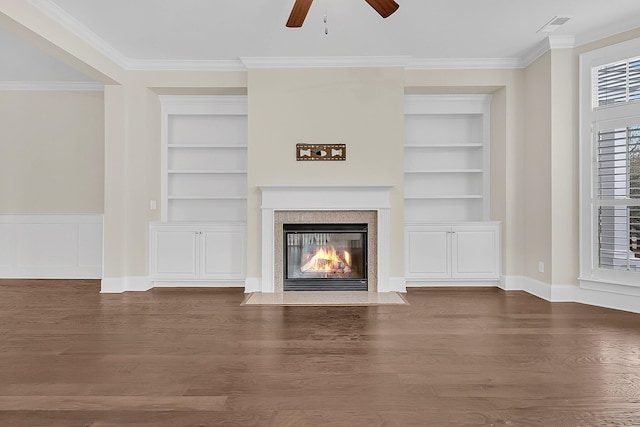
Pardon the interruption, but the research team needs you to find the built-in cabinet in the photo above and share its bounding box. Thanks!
[151,96,247,285]
[149,223,246,282]
[405,223,501,281]
[404,95,501,284]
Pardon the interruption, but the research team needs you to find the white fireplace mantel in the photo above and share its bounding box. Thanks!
[253,185,394,293]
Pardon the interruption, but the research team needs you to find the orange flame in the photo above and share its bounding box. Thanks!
[301,245,352,274]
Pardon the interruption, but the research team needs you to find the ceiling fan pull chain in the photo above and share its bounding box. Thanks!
[324,0,328,34]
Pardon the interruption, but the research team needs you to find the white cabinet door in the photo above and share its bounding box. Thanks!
[406,226,451,278]
[452,226,500,279]
[200,225,246,280]
[151,228,198,279]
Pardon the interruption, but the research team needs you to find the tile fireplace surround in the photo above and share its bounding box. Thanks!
[252,185,394,293]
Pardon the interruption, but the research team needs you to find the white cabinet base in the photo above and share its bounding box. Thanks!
[405,222,501,283]
[150,222,246,285]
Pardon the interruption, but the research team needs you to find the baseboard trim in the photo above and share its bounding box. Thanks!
[408,280,500,288]
[101,276,152,293]
[501,275,640,314]
[244,277,261,293]
[388,277,407,293]
[152,281,245,288]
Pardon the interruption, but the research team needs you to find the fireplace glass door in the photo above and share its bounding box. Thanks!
[283,223,367,291]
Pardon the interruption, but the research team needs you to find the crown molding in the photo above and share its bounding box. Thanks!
[28,0,130,68]
[240,56,411,69]
[0,81,104,91]
[520,35,576,68]
[406,57,522,70]
[126,59,246,72]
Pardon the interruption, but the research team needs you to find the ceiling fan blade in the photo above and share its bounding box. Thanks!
[363,0,399,18]
[286,0,313,27]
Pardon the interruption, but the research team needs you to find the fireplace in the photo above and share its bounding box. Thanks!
[283,223,368,291]
[252,185,396,294]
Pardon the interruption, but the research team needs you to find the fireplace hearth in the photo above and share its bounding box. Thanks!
[283,223,368,291]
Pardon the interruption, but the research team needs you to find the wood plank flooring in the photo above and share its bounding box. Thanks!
[1,280,639,426]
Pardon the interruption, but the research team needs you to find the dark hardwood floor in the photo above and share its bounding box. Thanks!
[0,280,639,426]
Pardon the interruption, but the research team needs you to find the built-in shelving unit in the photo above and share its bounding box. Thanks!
[161,96,248,222]
[404,95,491,223]
[403,95,500,285]
[151,96,248,286]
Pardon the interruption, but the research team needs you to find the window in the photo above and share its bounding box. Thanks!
[595,57,640,107]
[580,38,640,288]
[596,126,640,271]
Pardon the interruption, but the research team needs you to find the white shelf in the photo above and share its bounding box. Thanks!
[405,169,483,174]
[168,170,246,174]
[168,144,247,148]
[405,195,483,200]
[168,196,246,201]
[405,143,483,148]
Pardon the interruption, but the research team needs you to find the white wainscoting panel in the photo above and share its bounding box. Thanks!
[0,214,103,279]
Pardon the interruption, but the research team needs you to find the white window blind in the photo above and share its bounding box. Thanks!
[597,126,640,271]
[595,57,640,107]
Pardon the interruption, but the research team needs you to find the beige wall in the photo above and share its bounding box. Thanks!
[523,51,553,282]
[550,49,577,285]
[246,67,406,278]
[0,90,104,214]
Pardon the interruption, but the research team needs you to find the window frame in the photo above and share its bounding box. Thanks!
[580,37,640,290]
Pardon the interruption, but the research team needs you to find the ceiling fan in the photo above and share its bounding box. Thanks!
[286,0,399,27]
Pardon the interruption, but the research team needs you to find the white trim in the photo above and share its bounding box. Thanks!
[520,35,576,68]
[0,81,104,91]
[240,56,411,69]
[499,275,525,291]
[244,277,261,293]
[502,275,640,314]
[502,275,576,301]
[100,276,152,293]
[406,58,521,70]
[100,277,124,293]
[127,59,245,72]
[389,277,407,293]
[408,280,500,287]
[28,0,130,69]
[152,280,245,288]
[547,35,576,49]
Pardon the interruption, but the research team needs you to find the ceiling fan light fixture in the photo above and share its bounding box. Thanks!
[285,0,399,28]
[364,0,400,18]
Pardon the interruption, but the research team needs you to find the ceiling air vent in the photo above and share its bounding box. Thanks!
[537,16,571,33]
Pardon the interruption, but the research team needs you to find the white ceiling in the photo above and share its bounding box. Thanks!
[3,0,640,81]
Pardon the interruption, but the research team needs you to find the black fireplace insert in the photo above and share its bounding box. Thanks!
[283,223,368,291]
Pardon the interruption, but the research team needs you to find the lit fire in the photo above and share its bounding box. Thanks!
[300,245,352,275]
